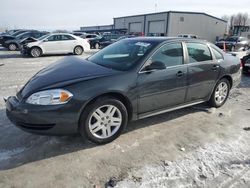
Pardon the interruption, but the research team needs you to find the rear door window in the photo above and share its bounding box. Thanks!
[47,35,61,41]
[61,35,75,40]
[186,43,212,63]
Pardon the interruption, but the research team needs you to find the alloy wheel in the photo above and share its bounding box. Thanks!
[74,46,83,55]
[214,82,228,104]
[9,44,17,51]
[31,48,41,57]
[88,105,122,139]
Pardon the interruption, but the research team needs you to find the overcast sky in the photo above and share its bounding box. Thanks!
[0,0,249,31]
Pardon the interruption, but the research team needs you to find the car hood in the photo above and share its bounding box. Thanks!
[19,57,119,98]
[27,40,42,47]
[5,39,19,44]
[20,37,38,44]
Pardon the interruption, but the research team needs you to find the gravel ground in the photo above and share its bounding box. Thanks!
[0,47,249,188]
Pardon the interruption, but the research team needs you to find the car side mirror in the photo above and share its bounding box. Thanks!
[144,61,166,72]
[43,39,48,42]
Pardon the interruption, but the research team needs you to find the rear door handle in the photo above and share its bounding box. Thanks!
[176,71,184,77]
[212,65,220,71]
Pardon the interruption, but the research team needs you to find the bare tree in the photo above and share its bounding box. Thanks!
[242,13,249,26]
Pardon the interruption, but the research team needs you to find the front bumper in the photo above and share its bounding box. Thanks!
[5,96,79,135]
[20,45,31,55]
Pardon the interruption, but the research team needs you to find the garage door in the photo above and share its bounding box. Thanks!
[148,20,165,34]
[129,22,142,33]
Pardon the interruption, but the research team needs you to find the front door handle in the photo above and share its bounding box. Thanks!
[212,65,220,71]
[176,71,184,77]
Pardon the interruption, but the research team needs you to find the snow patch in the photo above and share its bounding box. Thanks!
[116,135,250,188]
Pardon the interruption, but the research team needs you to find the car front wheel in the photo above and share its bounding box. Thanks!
[209,79,230,108]
[8,43,17,51]
[79,97,128,144]
[30,47,42,58]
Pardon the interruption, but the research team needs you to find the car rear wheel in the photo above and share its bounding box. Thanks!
[209,78,230,108]
[30,47,42,58]
[79,97,128,144]
[74,46,83,55]
[8,43,17,51]
[95,43,100,49]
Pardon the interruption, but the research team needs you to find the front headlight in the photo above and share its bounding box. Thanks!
[26,89,73,105]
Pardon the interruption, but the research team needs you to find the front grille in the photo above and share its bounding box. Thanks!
[17,122,55,130]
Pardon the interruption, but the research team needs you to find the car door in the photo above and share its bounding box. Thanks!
[60,34,77,52]
[185,42,220,102]
[137,42,188,114]
[41,35,62,54]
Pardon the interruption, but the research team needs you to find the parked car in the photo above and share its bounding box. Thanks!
[241,50,250,74]
[178,34,198,39]
[72,31,87,36]
[0,29,20,36]
[3,31,48,51]
[215,36,250,51]
[89,34,122,49]
[0,30,31,45]
[5,37,241,144]
[20,33,90,57]
[100,35,136,48]
[80,33,99,40]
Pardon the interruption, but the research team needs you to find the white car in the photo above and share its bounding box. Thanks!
[21,33,90,57]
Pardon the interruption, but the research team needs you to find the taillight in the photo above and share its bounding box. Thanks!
[240,59,243,68]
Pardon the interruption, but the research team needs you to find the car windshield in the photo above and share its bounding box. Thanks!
[38,34,50,40]
[12,30,26,37]
[88,40,157,71]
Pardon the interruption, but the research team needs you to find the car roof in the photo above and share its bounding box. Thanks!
[123,37,208,44]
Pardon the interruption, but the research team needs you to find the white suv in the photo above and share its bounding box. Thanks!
[21,33,90,57]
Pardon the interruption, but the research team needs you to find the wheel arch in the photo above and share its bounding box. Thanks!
[74,45,84,51]
[219,75,233,89]
[208,74,233,101]
[30,46,43,54]
[78,92,133,128]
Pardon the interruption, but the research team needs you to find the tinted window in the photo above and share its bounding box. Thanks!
[88,40,157,71]
[186,43,212,63]
[61,35,75,40]
[47,35,61,41]
[151,43,183,67]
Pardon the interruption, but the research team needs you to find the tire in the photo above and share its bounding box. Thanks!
[208,78,230,108]
[74,46,83,55]
[8,43,17,51]
[95,43,100,49]
[79,97,128,144]
[30,47,42,58]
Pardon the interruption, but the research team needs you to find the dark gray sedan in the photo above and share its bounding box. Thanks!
[5,37,241,144]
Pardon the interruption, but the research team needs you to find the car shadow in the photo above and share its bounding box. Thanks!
[0,104,207,170]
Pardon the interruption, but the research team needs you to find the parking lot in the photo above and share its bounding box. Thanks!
[0,47,250,187]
